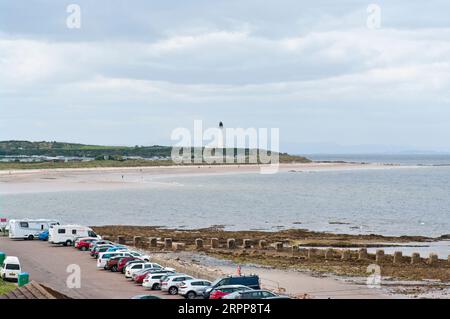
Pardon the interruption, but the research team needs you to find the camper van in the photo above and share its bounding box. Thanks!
[8,219,60,240]
[48,224,100,246]
[0,256,21,281]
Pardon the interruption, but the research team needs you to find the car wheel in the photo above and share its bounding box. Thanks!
[168,286,178,295]
[65,240,72,246]
[28,235,34,240]
[111,265,118,272]
[81,246,87,251]
[152,283,160,290]
[186,291,196,299]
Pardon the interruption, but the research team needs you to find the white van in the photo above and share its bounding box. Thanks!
[49,224,100,246]
[0,256,21,280]
[8,219,60,240]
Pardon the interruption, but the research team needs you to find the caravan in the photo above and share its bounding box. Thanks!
[8,219,60,240]
[49,224,100,246]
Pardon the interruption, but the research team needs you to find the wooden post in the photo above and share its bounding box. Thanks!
[275,242,283,252]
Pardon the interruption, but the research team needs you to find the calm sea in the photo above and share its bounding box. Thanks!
[1,154,450,237]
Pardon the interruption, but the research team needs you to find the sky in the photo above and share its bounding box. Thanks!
[0,1,450,154]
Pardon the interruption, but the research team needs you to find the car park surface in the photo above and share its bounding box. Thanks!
[0,237,181,299]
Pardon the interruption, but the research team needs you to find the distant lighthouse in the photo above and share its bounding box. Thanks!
[218,121,225,149]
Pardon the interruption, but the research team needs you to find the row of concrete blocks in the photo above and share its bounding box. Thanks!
[294,247,443,265]
[116,236,447,265]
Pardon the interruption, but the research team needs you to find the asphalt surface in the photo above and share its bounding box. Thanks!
[0,237,182,299]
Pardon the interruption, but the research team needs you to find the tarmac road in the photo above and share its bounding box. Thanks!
[0,237,182,299]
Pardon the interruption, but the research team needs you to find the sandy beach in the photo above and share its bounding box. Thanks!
[0,162,411,194]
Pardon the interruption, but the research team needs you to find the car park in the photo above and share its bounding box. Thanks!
[222,289,279,299]
[0,256,21,281]
[179,279,212,299]
[209,285,253,299]
[203,275,260,298]
[161,274,194,295]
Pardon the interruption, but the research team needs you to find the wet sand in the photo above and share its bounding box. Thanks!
[0,162,411,194]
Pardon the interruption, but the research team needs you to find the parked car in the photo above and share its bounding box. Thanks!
[125,262,165,278]
[97,251,132,269]
[161,274,194,295]
[90,244,114,258]
[222,289,279,299]
[106,245,129,252]
[133,269,174,284]
[38,230,49,241]
[104,256,124,271]
[117,257,141,273]
[179,279,212,299]
[143,273,172,290]
[128,251,150,261]
[209,285,253,299]
[203,275,260,298]
[75,238,99,251]
[89,240,113,251]
[0,256,21,281]
[131,294,162,299]
[121,259,146,273]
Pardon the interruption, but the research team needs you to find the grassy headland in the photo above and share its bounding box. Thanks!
[0,140,311,170]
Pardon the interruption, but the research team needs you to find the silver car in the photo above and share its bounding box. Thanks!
[178,279,212,299]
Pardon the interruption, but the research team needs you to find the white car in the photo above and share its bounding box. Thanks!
[179,279,212,299]
[142,272,173,290]
[97,251,132,268]
[1,256,21,280]
[161,274,194,295]
[128,251,150,261]
[125,262,165,278]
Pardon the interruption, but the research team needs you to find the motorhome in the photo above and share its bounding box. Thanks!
[8,219,60,240]
[48,224,100,246]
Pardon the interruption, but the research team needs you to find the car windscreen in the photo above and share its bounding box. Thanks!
[6,264,20,270]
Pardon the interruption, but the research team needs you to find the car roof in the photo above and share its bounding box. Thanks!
[215,284,249,289]
[183,278,210,283]
[4,256,20,263]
